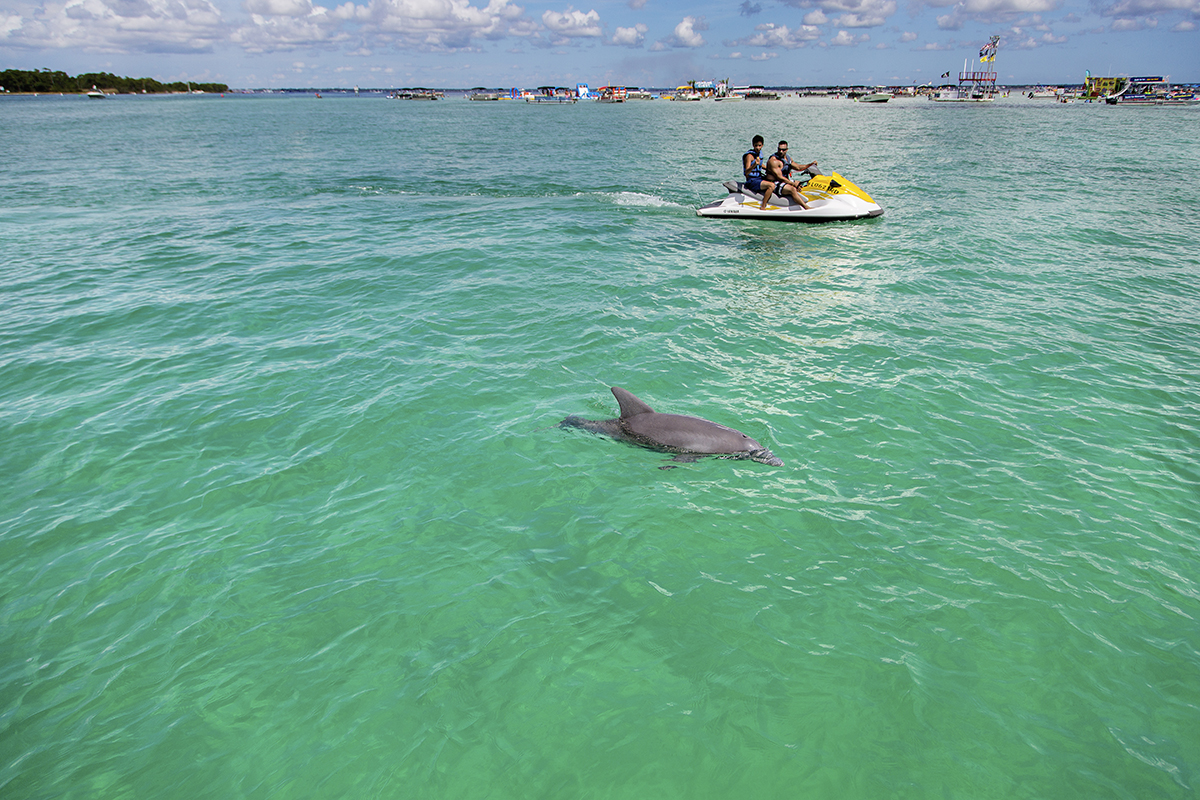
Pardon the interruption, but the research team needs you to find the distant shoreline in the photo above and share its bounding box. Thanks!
[0,68,228,94]
[1,91,225,96]
[4,81,1197,97]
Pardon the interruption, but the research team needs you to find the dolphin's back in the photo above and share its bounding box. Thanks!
[612,387,764,457]
[561,386,783,466]
[623,412,756,454]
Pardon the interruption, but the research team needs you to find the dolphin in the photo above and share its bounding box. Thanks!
[560,386,783,466]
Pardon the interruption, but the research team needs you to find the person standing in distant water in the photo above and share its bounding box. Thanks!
[743,135,776,210]
[766,141,818,210]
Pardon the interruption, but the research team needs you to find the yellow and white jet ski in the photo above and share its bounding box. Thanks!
[696,172,883,222]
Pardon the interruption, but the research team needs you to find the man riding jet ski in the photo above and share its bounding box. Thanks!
[696,172,884,222]
[698,136,883,222]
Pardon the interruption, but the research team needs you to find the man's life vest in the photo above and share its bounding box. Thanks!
[744,149,765,180]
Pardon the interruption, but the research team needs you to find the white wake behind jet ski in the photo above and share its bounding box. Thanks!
[697,171,883,222]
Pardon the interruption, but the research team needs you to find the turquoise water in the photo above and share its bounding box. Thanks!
[2,94,1198,798]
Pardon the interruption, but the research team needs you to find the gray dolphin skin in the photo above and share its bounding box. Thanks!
[560,386,784,466]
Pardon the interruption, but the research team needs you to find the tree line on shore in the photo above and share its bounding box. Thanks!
[1,69,228,94]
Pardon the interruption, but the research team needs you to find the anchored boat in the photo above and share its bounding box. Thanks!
[1104,76,1198,106]
[931,35,1000,103]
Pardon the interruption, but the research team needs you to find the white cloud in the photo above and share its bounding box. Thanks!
[232,0,528,53]
[542,6,601,38]
[1110,15,1158,27]
[232,0,340,52]
[1171,18,1196,27]
[834,9,892,26]
[658,14,706,47]
[830,28,869,43]
[1096,0,1198,15]
[2,0,226,52]
[1005,31,1066,46]
[920,0,1060,14]
[244,0,312,15]
[371,0,526,48]
[899,30,917,41]
[610,21,645,46]
[749,50,778,59]
[729,21,820,48]
[781,0,896,26]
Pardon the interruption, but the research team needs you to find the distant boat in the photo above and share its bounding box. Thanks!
[389,87,440,100]
[930,35,1000,103]
[527,86,577,104]
[743,86,780,101]
[713,80,741,101]
[86,85,106,99]
[468,88,501,101]
[1026,86,1061,99]
[596,86,627,103]
[1082,73,1125,101]
[856,91,891,103]
[1104,76,1198,106]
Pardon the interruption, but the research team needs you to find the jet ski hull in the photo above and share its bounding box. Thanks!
[697,172,883,223]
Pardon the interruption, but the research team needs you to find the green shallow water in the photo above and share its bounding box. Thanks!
[2,94,1198,799]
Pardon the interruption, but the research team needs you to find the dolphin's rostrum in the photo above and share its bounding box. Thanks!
[560,386,783,466]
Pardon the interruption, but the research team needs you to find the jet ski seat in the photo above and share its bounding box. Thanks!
[725,180,805,208]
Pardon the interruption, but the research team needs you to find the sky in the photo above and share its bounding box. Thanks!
[1,0,1197,89]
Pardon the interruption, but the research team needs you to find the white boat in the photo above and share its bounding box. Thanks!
[1026,86,1061,99]
[86,85,106,99]
[1104,76,1199,106]
[389,88,440,100]
[856,92,891,103]
[669,85,703,101]
[596,86,627,103]
[743,86,780,101]
[931,87,994,102]
[697,172,883,223]
[527,86,577,104]
[931,35,1000,103]
[713,80,743,101]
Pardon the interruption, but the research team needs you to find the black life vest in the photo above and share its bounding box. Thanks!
[773,152,793,178]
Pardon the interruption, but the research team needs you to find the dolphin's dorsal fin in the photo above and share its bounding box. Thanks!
[611,387,655,418]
